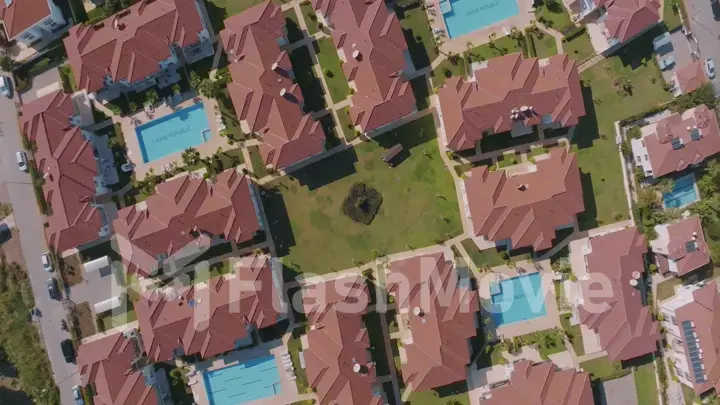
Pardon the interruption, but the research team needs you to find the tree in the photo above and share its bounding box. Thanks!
[146,89,159,106]
[198,78,218,98]
[0,55,13,72]
[698,174,718,198]
[637,187,660,209]
[626,126,641,139]
[181,147,201,167]
[654,178,674,194]
[189,71,202,89]
[488,32,497,48]
[689,200,718,226]
[171,83,181,96]
[129,101,137,112]
[675,82,718,110]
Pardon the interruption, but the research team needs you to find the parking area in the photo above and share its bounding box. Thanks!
[19,68,60,104]
[654,31,696,85]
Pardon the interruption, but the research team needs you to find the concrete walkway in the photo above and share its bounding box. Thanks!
[578,54,605,72]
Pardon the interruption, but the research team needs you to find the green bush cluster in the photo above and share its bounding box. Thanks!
[341,183,383,225]
[561,26,587,42]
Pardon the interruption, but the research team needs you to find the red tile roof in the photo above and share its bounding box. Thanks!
[479,361,593,405]
[463,149,584,251]
[220,1,325,170]
[387,252,478,392]
[675,61,710,95]
[675,282,720,395]
[578,227,661,362]
[312,0,417,132]
[301,275,384,405]
[64,0,206,93]
[0,0,51,39]
[113,169,260,278]
[135,255,281,362]
[76,332,158,405]
[642,105,720,177]
[596,0,660,45]
[20,90,104,253]
[438,54,584,151]
[653,215,710,276]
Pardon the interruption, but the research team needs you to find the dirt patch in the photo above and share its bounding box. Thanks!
[70,302,97,341]
[60,254,84,286]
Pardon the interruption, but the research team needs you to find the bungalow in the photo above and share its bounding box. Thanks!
[0,0,67,47]
[650,215,710,277]
[671,61,711,97]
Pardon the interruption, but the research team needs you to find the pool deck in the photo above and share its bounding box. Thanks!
[120,92,228,179]
[477,259,561,338]
[187,339,303,405]
[429,0,536,55]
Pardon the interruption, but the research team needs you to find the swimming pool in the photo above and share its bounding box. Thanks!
[663,174,698,209]
[440,0,520,39]
[487,273,547,326]
[135,103,211,163]
[203,355,281,405]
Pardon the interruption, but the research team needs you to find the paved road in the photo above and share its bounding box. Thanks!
[685,0,720,92]
[0,88,81,405]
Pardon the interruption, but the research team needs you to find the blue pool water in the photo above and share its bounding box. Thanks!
[203,356,281,405]
[663,174,698,208]
[488,273,547,326]
[135,103,211,163]
[441,0,520,39]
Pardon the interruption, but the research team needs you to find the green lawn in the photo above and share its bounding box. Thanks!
[204,0,291,32]
[262,115,462,275]
[535,2,574,32]
[560,314,585,356]
[517,329,566,359]
[634,362,659,405]
[431,56,467,87]
[563,31,595,62]
[574,31,672,229]
[405,382,470,405]
[299,1,319,35]
[315,38,350,103]
[98,307,137,332]
[287,329,311,393]
[58,64,77,93]
[663,0,684,32]
[530,30,558,58]
[247,145,269,178]
[460,238,531,269]
[580,356,624,380]
[337,107,356,141]
[397,5,438,69]
[497,153,520,168]
[283,8,304,43]
[682,384,699,405]
[289,45,327,112]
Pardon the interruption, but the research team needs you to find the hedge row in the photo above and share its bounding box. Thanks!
[562,26,587,42]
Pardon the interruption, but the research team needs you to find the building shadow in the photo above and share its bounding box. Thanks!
[615,25,667,70]
[571,85,600,150]
[372,114,437,150]
[395,3,432,69]
[259,186,297,258]
[576,171,600,231]
[290,43,327,113]
[292,147,359,190]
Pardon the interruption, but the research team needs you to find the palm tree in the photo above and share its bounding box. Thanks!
[182,147,201,167]
[488,32,497,49]
[146,89,159,106]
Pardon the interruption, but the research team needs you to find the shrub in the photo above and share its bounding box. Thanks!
[341,182,383,225]
[525,33,537,58]
[561,26,586,42]
[626,126,642,139]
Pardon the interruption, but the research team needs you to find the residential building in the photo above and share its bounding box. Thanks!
[220,0,325,170]
[460,148,584,252]
[437,53,584,152]
[135,254,284,362]
[64,0,214,102]
[300,274,386,405]
[564,0,661,55]
[0,0,66,46]
[659,282,720,395]
[113,168,264,278]
[671,60,710,97]
[20,90,117,254]
[478,360,593,404]
[312,0,417,135]
[571,227,661,361]
[650,215,710,277]
[76,330,173,405]
[386,251,478,393]
[631,105,720,178]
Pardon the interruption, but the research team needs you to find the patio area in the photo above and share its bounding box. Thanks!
[118,92,228,178]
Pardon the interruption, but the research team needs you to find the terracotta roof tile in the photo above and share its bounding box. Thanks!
[652,215,710,276]
[596,0,660,44]
[438,54,585,151]
[463,149,584,251]
[0,0,51,39]
[675,61,710,94]
[220,0,325,170]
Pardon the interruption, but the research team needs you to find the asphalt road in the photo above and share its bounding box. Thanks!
[0,88,81,405]
[686,0,720,91]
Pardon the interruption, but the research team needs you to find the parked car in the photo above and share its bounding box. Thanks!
[0,223,9,245]
[60,339,75,363]
[16,151,28,172]
[705,58,716,79]
[41,252,53,272]
[46,278,59,300]
[0,76,11,98]
[72,385,84,405]
[659,56,676,70]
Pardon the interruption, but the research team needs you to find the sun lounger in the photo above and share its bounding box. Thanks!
[287,375,297,381]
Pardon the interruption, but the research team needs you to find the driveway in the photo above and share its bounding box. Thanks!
[19,67,61,104]
[599,373,639,405]
[685,0,720,92]
[654,30,695,84]
[0,82,81,405]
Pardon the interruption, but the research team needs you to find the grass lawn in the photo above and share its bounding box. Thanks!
[397,5,438,69]
[682,384,699,405]
[432,35,523,87]
[634,362,659,405]
[315,38,350,103]
[656,265,720,301]
[289,45,327,112]
[287,329,310,394]
[431,56,467,87]
[530,31,558,58]
[535,2,574,32]
[460,238,531,268]
[560,314,585,356]
[573,30,672,229]
[58,64,77,93]
[283,8,304,43]
[405,382,470,405]
[247,145,269,178]
[580,356,624,380]
[299,1,319,35]
[497,153,520,168]
[204,0,291,32]
[517,329,566,359]
[337,107,357,141]
[98,307,137,332]
[663,0,684,32]
[564,31,595,62]
[262,115,462,275]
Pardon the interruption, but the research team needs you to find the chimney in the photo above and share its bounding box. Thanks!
[412,307,423,317]
[352,50,361,60]
[353,363,369,374]
[516,184,528,191]
[629,278,638,287]
[693,231,698,240]
[272,62,279,71]
[280,88,287,97]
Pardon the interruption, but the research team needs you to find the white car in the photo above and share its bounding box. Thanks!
[41,252,53,272]
[16,151,28,172]
[0,76,10,98]
[72,385,84,405]
[705,58,716,79]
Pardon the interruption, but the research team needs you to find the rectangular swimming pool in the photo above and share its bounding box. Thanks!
[663,174,698,209]
[441,0,520,39]
[135,103,211,163]
[203,355,281,405]
[487,273,547,326]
